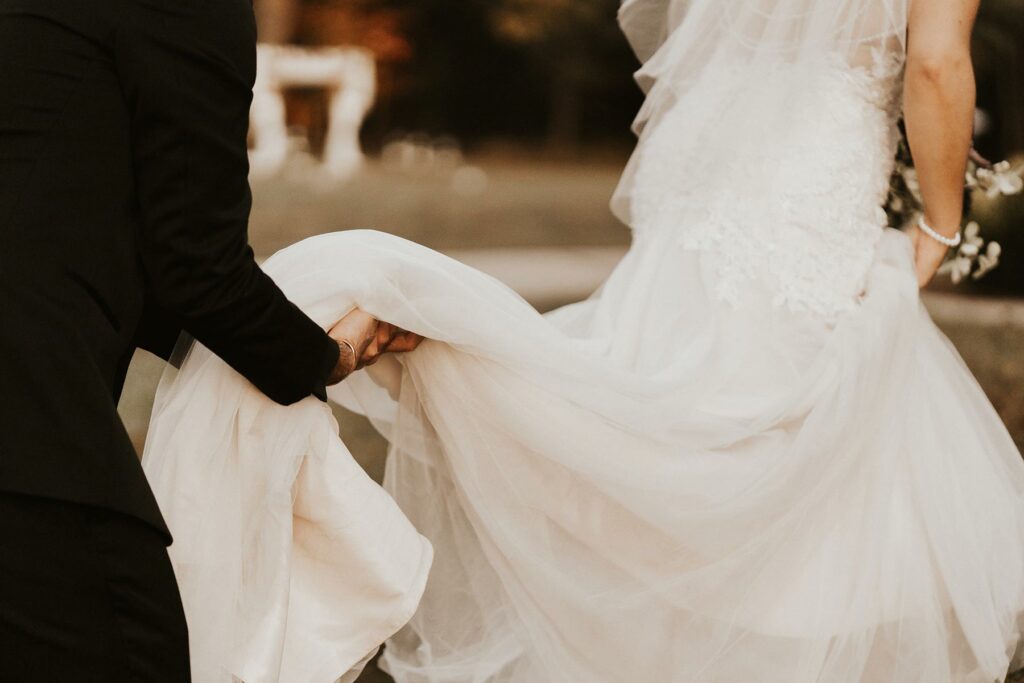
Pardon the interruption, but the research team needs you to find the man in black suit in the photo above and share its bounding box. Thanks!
[0,1,396,679]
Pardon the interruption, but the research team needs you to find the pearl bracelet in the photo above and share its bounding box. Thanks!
[918,215,962,249]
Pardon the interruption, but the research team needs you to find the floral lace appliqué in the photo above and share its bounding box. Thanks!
[629,52,905,318]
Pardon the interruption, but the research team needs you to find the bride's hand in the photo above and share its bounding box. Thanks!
[908,225,950,289]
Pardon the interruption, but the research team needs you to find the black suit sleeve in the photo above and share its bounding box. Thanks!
[132,287,182,362]
[114,0,339,405]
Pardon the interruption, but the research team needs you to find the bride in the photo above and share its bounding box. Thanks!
[144,0,1024,681]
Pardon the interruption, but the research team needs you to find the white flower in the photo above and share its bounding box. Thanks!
[958,222,983,259]
[973,241,1002,280]
[938,256,972,284]
[939,221,1001,284]
[901,166,920,193]
[960,242,979,258]
[963,221,981,241]
[974,161,1024,198]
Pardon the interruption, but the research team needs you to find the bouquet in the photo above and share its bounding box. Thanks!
[885,126,1023,283]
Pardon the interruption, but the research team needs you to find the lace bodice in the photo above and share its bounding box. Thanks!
[629,51,905,318]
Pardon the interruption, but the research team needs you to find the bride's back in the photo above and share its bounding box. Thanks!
[614,0,909,316]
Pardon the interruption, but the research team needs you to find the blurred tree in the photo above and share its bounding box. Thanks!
[288,0,413,149]
[254,0,300,44]
[259,0,1022,158]
[255,0,641,150]
[967,0,1024,297]
[489,0,628,149]
[973,0,1024,154]
[375,0,524,141]
[297,0,410,62]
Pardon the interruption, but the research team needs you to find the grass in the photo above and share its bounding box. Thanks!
[943,323,1024,452]
[248,158,630,254]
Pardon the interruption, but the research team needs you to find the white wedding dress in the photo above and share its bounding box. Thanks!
[144,0,1024,681]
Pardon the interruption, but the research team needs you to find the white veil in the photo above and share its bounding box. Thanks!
[613,0,909,229]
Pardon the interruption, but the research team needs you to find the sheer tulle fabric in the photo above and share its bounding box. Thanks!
[615,0,908,136]
[142,321,433,683]
[155,225,1024,681]
[260,229,1018,683]
[145,226,1024,681]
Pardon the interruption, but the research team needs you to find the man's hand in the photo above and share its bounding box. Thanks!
[326,309,379,384]
[325,309,425,385]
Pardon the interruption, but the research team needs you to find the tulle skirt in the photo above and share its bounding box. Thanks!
[148,227,1024,682]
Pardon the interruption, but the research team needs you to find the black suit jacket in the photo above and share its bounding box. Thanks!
[0,0,340,541]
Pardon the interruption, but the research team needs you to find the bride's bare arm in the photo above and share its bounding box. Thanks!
[903,0,980,287]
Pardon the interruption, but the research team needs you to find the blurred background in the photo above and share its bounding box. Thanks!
[119,2,1024,679]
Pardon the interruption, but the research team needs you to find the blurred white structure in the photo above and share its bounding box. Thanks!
[250,45,376,180]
